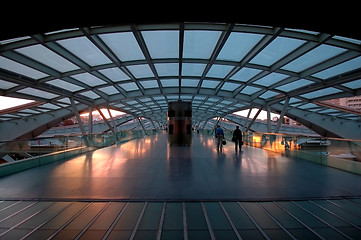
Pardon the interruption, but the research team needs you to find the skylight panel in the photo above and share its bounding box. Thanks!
[0,56,48,79]
[98,86,119,95]
[47,79,84,92]
[100,32,145,61]
[254,73,288,87]
[0,79,17,90]
[217,32,263,61]
[240,86,261,95]
[16,44,80,72]
[230,67,262,82]
[79,91,99,99]
[206,64,234,78]
[282,44,347,72]
[312,56,361,79]
[142,30,179,59]
[183,30,222,59]
[341,79,361,89]
[300,87,342,99]
[18,88,59,99]
[250,37,305,66]
[160,79,178,87]
[140,80,159,89]
[99,67,129,82]
[221,82,240,91]
[154,63,179,76]
[201,80,220,89]
[275,79,313,92]
[72,73,106,87]
[127,64,154,78]
[182,63,206,76]
[119,82,138,91]
[181,79,199,87]
[57,36,111,66]
[259,90,279,99]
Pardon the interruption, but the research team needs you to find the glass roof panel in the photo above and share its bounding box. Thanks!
[259,90,279,99]
[276,79,313,92]
[217,32,263,61]
[254,72,288,87]
[47,79,84,92]
[0,56,48,79]
[183,30,222,59]
[182,79,199,87]
[240,86,261,95]
[142,30,179,59]
[127,64,154,78]
[250,37,305,66]
[18,88,58,99]
[100,32,145,61]
[72,72,106,87]
[98,86,119,95]
[342,79,361,89]
[79,90,99,99]
[119,82,139,91]
[182,63,206,76]
[161,79,178,87]
[206,64,234,78]
[221,82,240,91]
[99,67,129,82]
[300,87,342,99]
[16,44,79,72]
[282,44,347,72]
[0,79,17,90]
[57,36,112,66]
[154,63,179,76]
[312,56,361,79]
[230,67,262,82]
[201,80,220,89]
[140,80,159,89]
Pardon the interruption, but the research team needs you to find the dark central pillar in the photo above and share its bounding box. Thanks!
[167,101,192,145]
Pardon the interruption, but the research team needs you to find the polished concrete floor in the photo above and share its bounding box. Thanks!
[1,132,361,201]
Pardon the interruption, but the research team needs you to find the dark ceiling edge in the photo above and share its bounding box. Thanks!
[0,6,360,41]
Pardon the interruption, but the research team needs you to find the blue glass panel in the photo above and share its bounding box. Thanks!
[119,82,139,91]
[254,73,288,87]
[161,79,178,87]
[259,90,279,99]
[250,37,305,66]
[72,73,106,87]
[221,82,239,91]
[312,56,361,79]
[182,79,199,87]
[154,63,179,76]
[342,79,361,89]
[100,32,145,61]
[127,64,154,78]
[182,63,206,76]
[140,80,159,89]
[0,56,48,79]
[276,79,313,92]
[240,86,261,95]
[282,45,346,72]
[201,80,220,88]
[0,80,17,90]
[230,67,262,82]
[57,37,111,66]
[183,31,222,59]
[300,87,342,99]
[16,44,79,72]
[99,67,129,82]
[206,64,234,78]
[18,87,58,99]
[217,32,263,61]
[142,30,179,59]
[79,90,99,99]
[98,86,119,95]
[47,79,83,92]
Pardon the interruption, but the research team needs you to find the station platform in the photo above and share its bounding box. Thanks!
[1,132,361,239]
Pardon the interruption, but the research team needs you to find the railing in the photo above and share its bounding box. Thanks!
[201,129,361,175]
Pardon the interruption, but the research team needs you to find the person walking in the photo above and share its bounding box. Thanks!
[232,126,243,151]
[215,125,224,151]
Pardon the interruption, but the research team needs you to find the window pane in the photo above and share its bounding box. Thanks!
[276,79,313,92]
[72,73,106,87]
[0,56,48,79]
[221,82,239,91]
[201,80,220,88]
[254,73,288,87]
[206,64,234,78]
[182,63,206,76]
[47,79,84,92]
[217,32,263,61]
[312,56,361,79]
[127,64,154,78]
[98,86,119,95]
[231,67,262,82]
[300,87,342,99]
[183,31,222,59]
[58,37,111,66]
[142,30,179,59]
[154,63,179,76]
[119,82,139,91]
[99,67,129,82]
[140,80,159,89]
[18,87,58,99]
[240,86,261,95]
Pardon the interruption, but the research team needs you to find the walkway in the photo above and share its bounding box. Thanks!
[0,132,361,201]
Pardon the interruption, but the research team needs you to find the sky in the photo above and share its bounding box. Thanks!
[0,96,34,110]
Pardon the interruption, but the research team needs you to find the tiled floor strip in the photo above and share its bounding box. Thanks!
[0,198,360,239]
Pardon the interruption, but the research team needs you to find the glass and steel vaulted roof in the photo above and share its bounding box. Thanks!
[0,23,361,126]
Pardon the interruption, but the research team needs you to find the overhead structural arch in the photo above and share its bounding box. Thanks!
[0,22,360,141]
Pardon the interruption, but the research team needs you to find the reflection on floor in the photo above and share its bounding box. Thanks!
[1,133,361,201]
